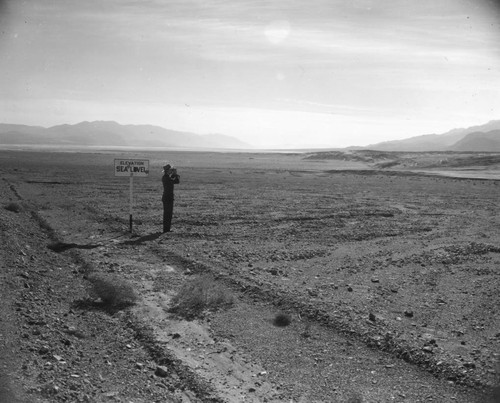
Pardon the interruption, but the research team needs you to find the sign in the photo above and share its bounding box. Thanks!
[114,158,150,233]
[114,159,150,177]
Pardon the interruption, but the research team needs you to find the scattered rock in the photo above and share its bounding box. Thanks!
[65,326,85,339]
[307,288,318,297]
[104,391,119,398]
[421,333,434,341]
[40,383,59,397]
[155,365,169,378]
[38,346,50,355]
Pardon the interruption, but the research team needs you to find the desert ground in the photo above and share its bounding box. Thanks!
[1,148,499,402]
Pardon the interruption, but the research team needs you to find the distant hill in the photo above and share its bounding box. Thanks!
[450,130,500,152]
[358,120,500,152]
[0,121,252,149]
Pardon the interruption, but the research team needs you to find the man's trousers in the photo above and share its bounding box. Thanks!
[163,199,174,232]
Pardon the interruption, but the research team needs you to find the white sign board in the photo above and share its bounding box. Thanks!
[114,158,150,232]
[114,159,150,177]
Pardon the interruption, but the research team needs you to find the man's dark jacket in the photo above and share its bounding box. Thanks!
[162,173,180,201]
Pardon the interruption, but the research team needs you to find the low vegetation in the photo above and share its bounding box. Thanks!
[273,313,292,327]
[169,274,234,319]
[346,394,364,403]
[87,274,138,308]
[4,202,21,213]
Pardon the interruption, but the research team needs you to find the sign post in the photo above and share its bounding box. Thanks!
[114,159,150,233]
[129,174,133,232]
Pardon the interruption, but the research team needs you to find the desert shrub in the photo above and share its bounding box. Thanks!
[301,321,312,337]
[4,202,21,213]
[87,274,137,308]
[79,261,95,275]
[346,393,364,403]
[273,313,292,327]
[169,275,234,319]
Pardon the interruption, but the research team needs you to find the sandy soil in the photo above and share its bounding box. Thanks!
[0,149,499,402]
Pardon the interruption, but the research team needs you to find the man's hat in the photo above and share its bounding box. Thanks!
[163,163,171,170]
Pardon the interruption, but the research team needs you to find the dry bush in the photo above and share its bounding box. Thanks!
[79,261,95,275]
[273,313,292,327]
[346,393,364,403]
[301,321,312,337]
[4,202,21,213]
[169,275,234,319]
[87,274,137,308]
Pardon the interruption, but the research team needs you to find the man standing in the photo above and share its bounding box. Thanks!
[162,163,180,233]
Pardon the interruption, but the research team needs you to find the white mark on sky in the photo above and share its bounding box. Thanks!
[264,20,291,45]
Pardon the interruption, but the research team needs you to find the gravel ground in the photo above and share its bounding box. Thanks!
[1,149,499,402]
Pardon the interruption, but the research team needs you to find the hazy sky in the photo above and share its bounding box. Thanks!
[1,0,499,148]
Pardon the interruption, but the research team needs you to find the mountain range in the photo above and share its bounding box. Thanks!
[0,121,251,149]
[358,120,500,152]
[1,120,500,151]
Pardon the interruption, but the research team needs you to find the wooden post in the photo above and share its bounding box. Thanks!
[129,174,133,232]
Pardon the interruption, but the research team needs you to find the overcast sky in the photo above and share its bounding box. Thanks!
[1,0,499,148]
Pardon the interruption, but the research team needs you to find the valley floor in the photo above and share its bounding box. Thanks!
[0,149,498,402]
